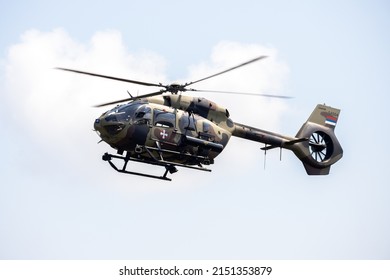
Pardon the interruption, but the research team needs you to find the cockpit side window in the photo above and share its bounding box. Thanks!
[153,109,175,128]
[179,112,196,131]
[134,105,152,125]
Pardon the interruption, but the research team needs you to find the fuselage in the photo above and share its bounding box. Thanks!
[94,97,234,165]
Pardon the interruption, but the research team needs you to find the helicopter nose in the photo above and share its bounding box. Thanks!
[94,118,100,128]
[94,115,126,137]
[94,118,104,136]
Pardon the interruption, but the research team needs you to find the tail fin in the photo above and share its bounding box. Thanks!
[291,104,343,175]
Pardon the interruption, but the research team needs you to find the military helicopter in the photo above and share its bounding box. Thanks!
[56,56,343,181]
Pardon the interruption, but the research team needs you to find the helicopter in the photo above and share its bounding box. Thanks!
[56,56,343,181]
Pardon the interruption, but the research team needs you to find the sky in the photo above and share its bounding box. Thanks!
[0,0,389,259]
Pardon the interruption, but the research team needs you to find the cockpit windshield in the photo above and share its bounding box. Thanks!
[104,102,141,122]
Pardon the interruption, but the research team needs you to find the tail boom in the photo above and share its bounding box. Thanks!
[233,122,296,148]
[232,104,343,175]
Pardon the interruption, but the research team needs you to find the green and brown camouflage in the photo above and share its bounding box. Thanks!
[146,95,233,130]
[94,98,232,166]
[57,56,343,178]
[94,96,342,175]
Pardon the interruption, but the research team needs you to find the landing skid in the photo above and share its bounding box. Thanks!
[102,147,212,181]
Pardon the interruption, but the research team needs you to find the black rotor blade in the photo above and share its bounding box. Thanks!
[190,89,292,99]
[93,90,167,107]
[55,67,162,87]
[186,55,267,86]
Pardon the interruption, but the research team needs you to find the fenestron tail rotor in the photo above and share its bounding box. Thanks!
[56,55,291,107]
[308,131,333,162]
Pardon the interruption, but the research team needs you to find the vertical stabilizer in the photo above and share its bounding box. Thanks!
[292,104,343,175]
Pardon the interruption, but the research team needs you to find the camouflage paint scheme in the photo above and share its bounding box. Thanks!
[94,94,343,175]
[94,96,232,166]
[56,58,343,176]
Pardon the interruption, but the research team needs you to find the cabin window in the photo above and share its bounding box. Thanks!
[153,109,175,128]
[179,112,196,131]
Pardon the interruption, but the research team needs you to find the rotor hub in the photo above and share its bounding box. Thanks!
[165,83,187,94]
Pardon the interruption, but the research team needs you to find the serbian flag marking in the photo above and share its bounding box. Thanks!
[325,115,337,126]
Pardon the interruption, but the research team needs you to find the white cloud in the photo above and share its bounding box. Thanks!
[185,41,290,130]
[4,29,290,184]
[182,41,291,172]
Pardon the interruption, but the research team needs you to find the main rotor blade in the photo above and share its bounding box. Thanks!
[186,55,267,86]
[55,67,162,87]
[93,90,167,107]
[191,89,292,99]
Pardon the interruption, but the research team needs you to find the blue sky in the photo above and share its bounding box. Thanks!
[1,0,389,259]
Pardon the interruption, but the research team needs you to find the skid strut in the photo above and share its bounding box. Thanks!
[102,153,173,181]
[102,149,211,181]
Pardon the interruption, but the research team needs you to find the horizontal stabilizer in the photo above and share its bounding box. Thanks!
[260,137,307,151]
